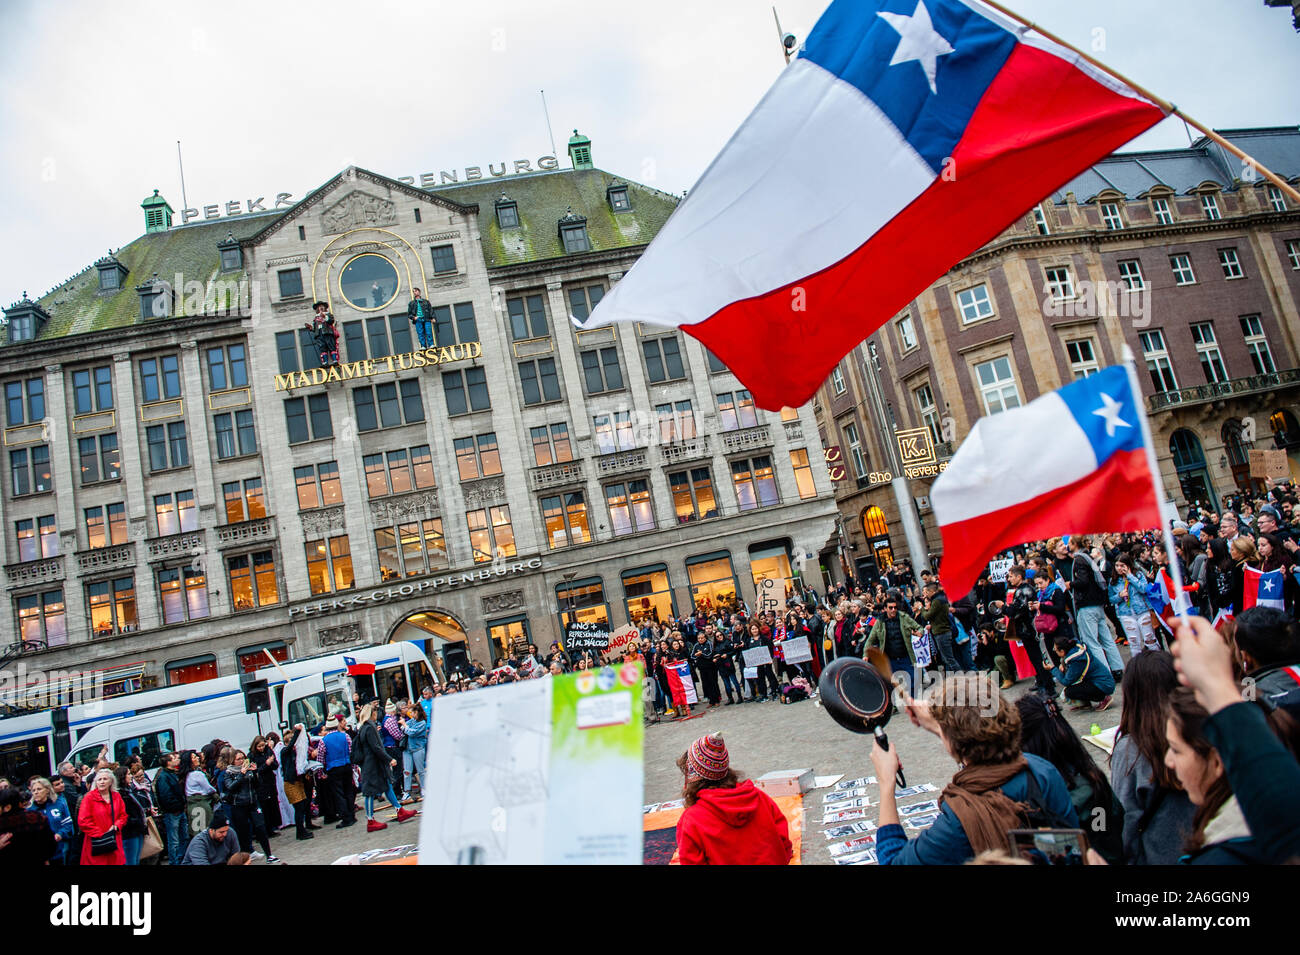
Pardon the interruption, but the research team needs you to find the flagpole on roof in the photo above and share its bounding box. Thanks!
[980,0,1300,204]
[1120,345,1192,623]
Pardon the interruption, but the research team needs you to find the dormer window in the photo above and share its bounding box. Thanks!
[558,209,589,253]
[495,194,519,229]
[95,251,129,292]
[1100,201,1124,231]
[1200,192,1222,220]
[217,232,242,273]
[3,293,50,344]
[607,182,631,212]
[136,274,175,320]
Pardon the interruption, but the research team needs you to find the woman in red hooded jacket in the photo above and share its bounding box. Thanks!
[77,768,127,865]
[675,733,792,865]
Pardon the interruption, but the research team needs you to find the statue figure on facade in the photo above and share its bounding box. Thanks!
[306,301,340,368]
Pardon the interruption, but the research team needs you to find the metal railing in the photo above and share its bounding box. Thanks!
[1148,368,1300,412]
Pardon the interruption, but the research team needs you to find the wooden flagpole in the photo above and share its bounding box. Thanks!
[980,0,1300,204]
[1121,345,1192,623]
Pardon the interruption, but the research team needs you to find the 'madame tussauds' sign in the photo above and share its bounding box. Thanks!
[275,341,482,391]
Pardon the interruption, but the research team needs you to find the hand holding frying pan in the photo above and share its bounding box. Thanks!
[818,653,906,789]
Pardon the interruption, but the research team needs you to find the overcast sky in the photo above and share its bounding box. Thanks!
[1,0,1296,308]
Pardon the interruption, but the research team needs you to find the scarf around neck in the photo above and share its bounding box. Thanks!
[940,756,1030,857]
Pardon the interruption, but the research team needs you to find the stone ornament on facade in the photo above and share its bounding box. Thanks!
[75,543,137,574]
[147,532,204,563]
[4,556,65,586]
[461,477,506,507]
[369,490,441,526]
[216,517,274,548]
[722,425,773,454]
[300,506,346,538]
[320,191,398,235]
[481,590,525,615]
[319,623,363,648]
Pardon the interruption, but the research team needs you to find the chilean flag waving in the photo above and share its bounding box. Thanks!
[577,0,1165,410]
[931,366,1162,600]
[1243,566,1287,611]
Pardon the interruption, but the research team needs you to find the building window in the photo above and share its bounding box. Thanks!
[728,454,774,509]
[72,366,114,414]
[213,410,257,458]
[623,566,673,626]
[831,366,846,395]
[1201,193,1221,220]
[294,461,343,510]
[1140,330,1178,393]
[159,567,209,624]
[154,490,197,537]
[843,422,866,478]
[77,433,120,485]
[1218,248,1244,279]
[467,506,516,563]
[1100,202,1124,230]
[139,355,181,403]
[556,578,609,629]
[206,344,248,391]
[496,198,519,229]
[84,503,127,549]
[541,492,591,549]
[518,357,561,405]
[145,422,188,471]
[343,314,414,362]
[1239,315,1276,375]
[1117,259,1145,290]
[506,293,549,340]
[1267,185,1286,212]
[530,424,573,466]
[1152,196,1173,225]
[442,367,490,415]
[606,480,655,535]
[914,383,942,443]
[4,377,45,426]
[432,302,478,347]
[790,449,817,499]
[305,535,355,595]
[957,284,994,323]
[166,654,217,685]
[353,380,423,431]
[607,185,631,212]
[669,467,718,523]
[17,589,66,648]
[566,285,605,322]
[687,554,739,614]
[362,446,435,498]
[237,643,289,673]
[374,519,446,581]
[430,244,457,275]
[1170,253,1196,285]
[1066,339,1100,379]
[717,389,759,431]
[974,357,1020,415]
[560,222,590,253]
[15,515,58,562]
[1032,204,1050,235]
[580,346,624,395]
[227,550,279,610]
[1044,266,1074,301]
[278,268,304,298]
[88,576,138,637]
[222,478,265,523]
[656,400,697,444]
[10,445,51,496]
[642,336,685,383]
[1286,240,1300,271]
[706,349,728,374]
[593,411,637,455]
[454,433,502,481]
[897,314,917,350]
[1191,323,1228,384]
[486,616,530,662]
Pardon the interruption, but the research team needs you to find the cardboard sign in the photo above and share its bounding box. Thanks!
[565,620,611,652]
[605,624,638,654]
[988,558,1013,583]
[1250,448,1289,481]
[742,646,773,667]
[780,636,812,664]
[755,576,787,617]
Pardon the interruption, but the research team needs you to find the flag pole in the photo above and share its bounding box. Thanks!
[1120,345,1191,622]
[979,0,1300,204]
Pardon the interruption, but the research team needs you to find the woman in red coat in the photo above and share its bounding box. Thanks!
[77,768,127,866]
[675,733,792,865]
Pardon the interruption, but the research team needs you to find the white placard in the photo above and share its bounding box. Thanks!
[742,646,773,668]
[780,636,812,664]
[988,558,1013,583]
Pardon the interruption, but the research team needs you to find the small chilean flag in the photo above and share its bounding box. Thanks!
[931,366,1161,600]
[343,655,375,676]
[1243,566,1286,611]
[665,661,699,705]
[576,0,1165,409]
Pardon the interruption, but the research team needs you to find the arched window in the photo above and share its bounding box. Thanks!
[1271,409,1300,450]
[1170,429,1205,471]
[862,506,889,538]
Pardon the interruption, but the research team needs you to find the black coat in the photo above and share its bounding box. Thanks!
[356,722,392,797]
[250,747,279,800]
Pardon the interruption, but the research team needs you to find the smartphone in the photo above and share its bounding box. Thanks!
[1006,828,1089,865]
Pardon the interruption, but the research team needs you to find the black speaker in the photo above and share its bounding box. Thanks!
[240,672,271,714]
[443,643,469,676]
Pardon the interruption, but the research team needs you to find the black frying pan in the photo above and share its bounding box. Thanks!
[818,655,906,788]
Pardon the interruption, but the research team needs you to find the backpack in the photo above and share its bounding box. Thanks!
[1018,767,1076,830]
[281,746,298,784]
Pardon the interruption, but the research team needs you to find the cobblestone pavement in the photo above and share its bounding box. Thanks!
[253,666,1122,866]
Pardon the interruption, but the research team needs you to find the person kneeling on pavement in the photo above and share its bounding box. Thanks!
[1053,632,1115,711]
[182,811,241,865]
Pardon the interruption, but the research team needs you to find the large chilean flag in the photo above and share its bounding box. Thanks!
[578,0,1165,410]
[930,366,1162,600]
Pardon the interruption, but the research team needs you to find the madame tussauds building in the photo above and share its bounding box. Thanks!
[0,132,838,704]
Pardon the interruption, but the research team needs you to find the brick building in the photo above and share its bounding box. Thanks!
[0,134,837,703]
[816,126,1300,585]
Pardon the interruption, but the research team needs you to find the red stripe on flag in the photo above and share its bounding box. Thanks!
[936,447,1160,601]
[687,43,1164,411]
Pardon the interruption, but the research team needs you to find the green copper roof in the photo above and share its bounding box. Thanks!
[433,167,678,269]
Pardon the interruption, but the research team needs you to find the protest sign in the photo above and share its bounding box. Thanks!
[605,624,638,654]
[1250,448,1289,481]
[565,620,612,653]
[988,558,1013,583]
[755,576,788,616]
[781,636,812,664]
[742,646,773,668]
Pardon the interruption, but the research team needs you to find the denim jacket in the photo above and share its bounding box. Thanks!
[1108,573,1152,617]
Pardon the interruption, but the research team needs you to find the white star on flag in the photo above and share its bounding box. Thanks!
[1092,393,1131,437]
[877,0,955,95]
[1262,577,1276,592]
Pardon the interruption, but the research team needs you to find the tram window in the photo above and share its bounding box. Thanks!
[114,730,176,771]
[375,665,409,705]
[288,693,326,731]
[411,660,436,695]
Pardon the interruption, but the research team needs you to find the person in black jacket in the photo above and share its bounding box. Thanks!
[221,750,276,862]
[691,632,721,706]
[153,752,188,866]
[1007,566,1057,697]
[248,736,282,834]
[112,766,149,866]
[0,784,57,867]
[355,703,417,832]
[710,629,741,705]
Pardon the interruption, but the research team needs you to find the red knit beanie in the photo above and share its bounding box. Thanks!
[686,732,729,780]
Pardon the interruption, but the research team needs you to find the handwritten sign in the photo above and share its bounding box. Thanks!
[1250,449,1289,482]
[781,636,812,664]
[988,559,1013,583]
[605,625,638,655]
[742,646,773,668]
[756,577,787,617]
[565,621,611,653]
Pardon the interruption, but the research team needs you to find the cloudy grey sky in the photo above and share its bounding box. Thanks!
[1,0,1296,308]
